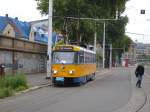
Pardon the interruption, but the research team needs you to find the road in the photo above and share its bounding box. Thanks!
[0,68,132,112]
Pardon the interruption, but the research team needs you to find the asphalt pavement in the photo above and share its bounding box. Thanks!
[0,68,133,112]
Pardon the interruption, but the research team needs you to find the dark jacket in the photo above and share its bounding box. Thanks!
[135,65,144,77]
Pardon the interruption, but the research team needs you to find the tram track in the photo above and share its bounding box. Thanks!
[136,72,150,112]
[113,68,148,112]
[135,88,147,112]
[131,69,148,112]
[128,67,149,112]
[131,67,150,112]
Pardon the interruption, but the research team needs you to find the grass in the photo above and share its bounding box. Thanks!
[0,73,28,99]
[0,88,13,99]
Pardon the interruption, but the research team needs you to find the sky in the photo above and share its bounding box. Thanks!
[0,0,150,44]
[0,0,47,21]
[123,0,150,44]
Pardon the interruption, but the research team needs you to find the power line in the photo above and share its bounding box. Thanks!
[52,16,117,21]
[126,32,150,36]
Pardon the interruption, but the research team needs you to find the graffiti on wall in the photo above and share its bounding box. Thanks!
[2,63,23,69]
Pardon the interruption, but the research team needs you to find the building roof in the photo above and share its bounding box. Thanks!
[12,18,31,39]
[0,16,7,33]
[0,16,30,39]
[0,16,63,44]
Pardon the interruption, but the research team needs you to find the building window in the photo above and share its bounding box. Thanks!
[41,34,44,37]
[34,32,36,36]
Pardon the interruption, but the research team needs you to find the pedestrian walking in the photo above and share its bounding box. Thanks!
[135,64,144,88]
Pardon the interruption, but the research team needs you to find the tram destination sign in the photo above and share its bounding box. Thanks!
[55,46,73,51]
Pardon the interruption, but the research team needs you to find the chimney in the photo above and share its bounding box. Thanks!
[5,14,8,18]
[15,17,18,20]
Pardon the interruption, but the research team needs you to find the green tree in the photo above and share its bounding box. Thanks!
[35,0,131,48]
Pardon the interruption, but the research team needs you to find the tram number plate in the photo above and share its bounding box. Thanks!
[56,77,64,81]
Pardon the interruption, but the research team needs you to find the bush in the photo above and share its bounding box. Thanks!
[0,88,6,99]
[0,73,28,99]
[0,88,14,99]
[4,73,28,89]
[0,78,5,88]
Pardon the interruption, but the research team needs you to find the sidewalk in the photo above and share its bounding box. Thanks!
[26,73,50,87]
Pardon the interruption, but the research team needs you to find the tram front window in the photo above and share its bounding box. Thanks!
[53,52,75,64]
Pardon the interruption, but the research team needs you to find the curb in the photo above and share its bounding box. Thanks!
[15,84,51,96]
[0,84,51,102]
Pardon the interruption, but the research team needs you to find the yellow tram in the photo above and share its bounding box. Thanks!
[52,45,96,85]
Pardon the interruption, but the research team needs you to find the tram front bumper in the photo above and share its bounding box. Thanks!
[52,77,81,85]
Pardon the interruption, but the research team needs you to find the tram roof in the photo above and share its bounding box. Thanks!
[53,45,96,54]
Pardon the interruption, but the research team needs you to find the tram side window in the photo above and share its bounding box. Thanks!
[90,53,92,63]
[95,54,96,63]
[93,54,95,63]
[92,54,94,63]
[94,54,96,63]
[85,52,91,63]
[85,53,87,63]
[91,53,92,63]
[89,53,92,63]
[79,52,84,63]
[79,51,95,64]
[74,52,78,64]
[85,52,88,63]
[88,53,91,63]
[91,53,94,63]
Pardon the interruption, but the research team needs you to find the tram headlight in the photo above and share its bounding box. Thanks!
[52,70,57,74]
[69,70,74,74]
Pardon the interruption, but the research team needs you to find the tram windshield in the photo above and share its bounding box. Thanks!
[52,52,75,64]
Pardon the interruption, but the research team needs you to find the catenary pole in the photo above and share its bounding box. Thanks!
[47,0,53,79]
[103,21,106,68]
[109,44,112,68]
[94,31,97,52]
[94,22,97,52]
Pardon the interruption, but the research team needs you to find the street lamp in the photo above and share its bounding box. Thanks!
[46,0,53,79]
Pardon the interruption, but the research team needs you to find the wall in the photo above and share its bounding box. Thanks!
[0,35,47,74]
[2,24,16,37]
